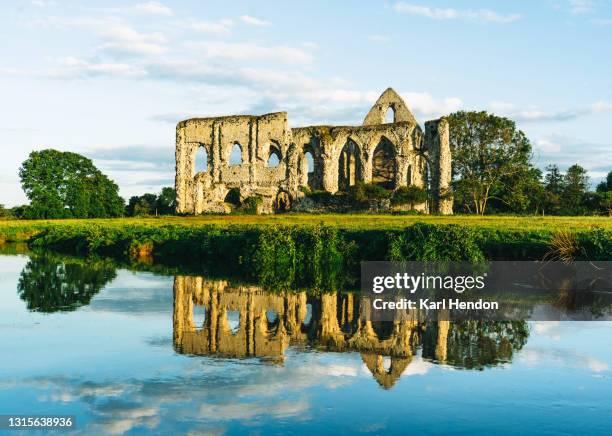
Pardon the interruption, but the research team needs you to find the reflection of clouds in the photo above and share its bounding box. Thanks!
[198,399,309,421]
[401,356,433,376]
[533,321,562,340]
[519,348,610,373]
[4,353,362,434]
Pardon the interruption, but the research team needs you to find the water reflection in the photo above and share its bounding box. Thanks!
[17,252,116,312]
[173,276,529,388]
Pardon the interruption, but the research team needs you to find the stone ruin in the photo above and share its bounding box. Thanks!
[175,88,453,214]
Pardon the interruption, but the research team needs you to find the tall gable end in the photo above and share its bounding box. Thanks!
[363,88,418,126]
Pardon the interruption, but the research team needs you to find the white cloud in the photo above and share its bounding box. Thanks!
[488,100,612,122]
[187,18,235,35]
[394,2,521,23]
[401,92,463,118]
[186,41,314,64]
[240,15,271,27]
[103,1,173,16]
[569,0,595,14]
[535,138,562,153]
[57,57,147,78]
[98,25,167,56]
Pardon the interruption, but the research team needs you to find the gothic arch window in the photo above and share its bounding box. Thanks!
[384,105,395,123]
[226,310,240,335]
[372,137,397,189]
[268,146,281,168]
[338,139,361,192]
[195,145,208,174]
[407,164,412,186]
[302,150,315,188]
[229,142,243,166]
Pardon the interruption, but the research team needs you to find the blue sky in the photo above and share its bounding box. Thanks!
[1,0,611,206]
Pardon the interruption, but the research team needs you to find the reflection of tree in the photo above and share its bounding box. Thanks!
[17,252,117,312]
[423,320,529,370]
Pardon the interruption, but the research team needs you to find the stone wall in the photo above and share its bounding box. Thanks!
[176,88,453,214]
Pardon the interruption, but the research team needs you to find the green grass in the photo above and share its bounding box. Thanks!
[1,215,609,289]
[0,213,610,234]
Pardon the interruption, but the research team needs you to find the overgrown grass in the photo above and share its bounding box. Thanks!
[1,215,610,290]
[0,213,610,236]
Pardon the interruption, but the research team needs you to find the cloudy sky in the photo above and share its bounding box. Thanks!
[1,0,611,206]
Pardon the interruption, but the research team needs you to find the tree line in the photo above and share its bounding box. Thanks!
[448,111,611,216]
[1,110,610,219]
[1,149,175,219]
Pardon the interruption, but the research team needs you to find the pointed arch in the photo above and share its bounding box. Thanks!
[194,145,208,174]
[267,144,281,168]
[229,142,243,166]
[338,138,362,191]
[371,137,397,189]
[407,164,412,186]
[384,106,395,123]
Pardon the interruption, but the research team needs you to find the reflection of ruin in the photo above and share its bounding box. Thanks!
[175,88,453,214]
[174,277,529,389]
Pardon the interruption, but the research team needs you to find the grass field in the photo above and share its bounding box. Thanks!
[0,213,610,232]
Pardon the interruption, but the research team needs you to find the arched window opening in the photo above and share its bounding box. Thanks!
[195,146,208,174]
[229,142,243,166]
[302,151,315,188]
[193,304,206,329]
[384,106,395,123]
[338,139,361,192]
[268,148,281,168]
[382,356,392,372]
[274,191,291,212]
[372,138,397,189]
[266,309,278,324]
[371,321,394,341]
[226,310,240,335]
[407,165,412,186]
[302,303,312,328]
[224,188,241,206]
[266,309,280,331]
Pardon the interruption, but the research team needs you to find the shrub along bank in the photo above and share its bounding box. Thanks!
[1,220,610,289]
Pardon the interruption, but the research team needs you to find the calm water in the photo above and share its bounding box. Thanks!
[1,249,611,435]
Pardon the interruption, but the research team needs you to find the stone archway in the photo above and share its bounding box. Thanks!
[337,139,362,192]
[274,191,291,212]
[371,137,397,189]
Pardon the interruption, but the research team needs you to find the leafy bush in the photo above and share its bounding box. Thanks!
[240,196,262,214]
[305,189,334,202]
[348,182,391,204]
[391,186,427,207]
[388,222,484,261]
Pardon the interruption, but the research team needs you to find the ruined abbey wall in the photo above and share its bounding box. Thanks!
[175,88,453,214]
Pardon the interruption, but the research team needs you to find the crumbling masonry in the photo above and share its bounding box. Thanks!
[175,88,453,214]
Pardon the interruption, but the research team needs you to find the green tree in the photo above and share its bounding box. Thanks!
[596,170,612,193]
[542,165,565,215]
[0,204,7,218]
[447,111,533,214]
[491,166,544,214]
[125,188,176,216]
[561,164,590,215]
[19,149,124,219]
[156,187,176,215]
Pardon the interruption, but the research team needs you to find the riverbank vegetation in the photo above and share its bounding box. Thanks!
[1,216,610,289]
